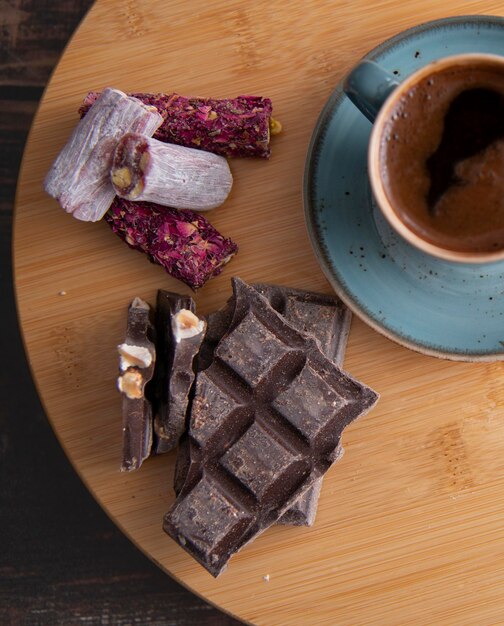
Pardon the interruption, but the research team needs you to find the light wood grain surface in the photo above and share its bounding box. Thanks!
[13,1,504,624]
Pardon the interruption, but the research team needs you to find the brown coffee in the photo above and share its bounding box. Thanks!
[380,61,504,253]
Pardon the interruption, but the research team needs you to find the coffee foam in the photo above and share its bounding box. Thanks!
[380,62,504,253]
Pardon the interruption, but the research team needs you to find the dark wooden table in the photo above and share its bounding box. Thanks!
[0,3,242,624]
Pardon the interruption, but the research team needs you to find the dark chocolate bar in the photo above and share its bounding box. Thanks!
[153,290,206,454]
[174,283,352,526]
[164,278,378,576]
[117,297,156,471]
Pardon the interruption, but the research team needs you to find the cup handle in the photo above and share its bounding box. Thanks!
[343,60,400,122]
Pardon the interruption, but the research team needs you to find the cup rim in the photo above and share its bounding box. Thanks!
[368,52,504,264]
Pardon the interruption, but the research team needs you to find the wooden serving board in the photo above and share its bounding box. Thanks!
[14,1,504,624]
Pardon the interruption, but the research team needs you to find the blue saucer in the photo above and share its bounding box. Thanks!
[304,15,504,361]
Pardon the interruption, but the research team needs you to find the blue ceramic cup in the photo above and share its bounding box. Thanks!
[343,53,504,264]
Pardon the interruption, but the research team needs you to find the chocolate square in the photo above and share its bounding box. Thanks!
[168,474,252,567]
[220,422,303,500]
[215,310,293,387]
[273,362,348,442]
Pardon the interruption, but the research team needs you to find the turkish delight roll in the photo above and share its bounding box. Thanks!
[111,132,233,210]
[105,198,238,290]
[45,88,163,222]
[80,92,281,159]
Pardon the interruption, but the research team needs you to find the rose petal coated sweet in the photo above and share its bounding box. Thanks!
[80,92,276,158]
[105,198,238,290]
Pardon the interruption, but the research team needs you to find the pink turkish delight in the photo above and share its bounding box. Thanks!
[105,198,238,290]
[80,92,281,159]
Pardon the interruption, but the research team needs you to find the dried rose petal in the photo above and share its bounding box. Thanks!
[105,198,238,290]
[80,92,277,159]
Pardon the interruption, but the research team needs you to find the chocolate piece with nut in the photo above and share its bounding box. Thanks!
[175,282,352,526]
[117,297,156,472]
[153,290,206,454]
[164,278,378,576]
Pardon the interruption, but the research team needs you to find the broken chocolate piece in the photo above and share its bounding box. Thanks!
[198,283,351,371]
[164,278,378,576]
[105,198,238,290]
[259,285,352,526]
[111,132,233,210]
[45,88,163,222]
[80,92,279,158]
[173,434,192,496]
[174,283,352,526]
[118,297,156,472]
[153,290,206,454]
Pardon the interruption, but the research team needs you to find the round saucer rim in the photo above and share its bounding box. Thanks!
[303,14,504,361]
